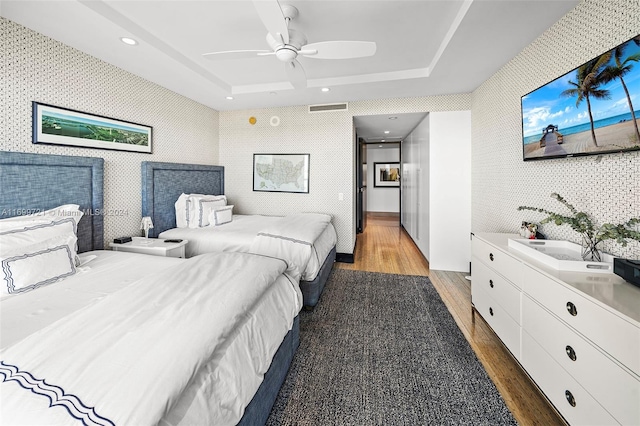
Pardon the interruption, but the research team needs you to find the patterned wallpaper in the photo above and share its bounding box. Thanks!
[219,94,471,254]
[1,18,219,247]
[471,0,640,259]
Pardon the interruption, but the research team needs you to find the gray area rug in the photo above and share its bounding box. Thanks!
[266,269,517,425]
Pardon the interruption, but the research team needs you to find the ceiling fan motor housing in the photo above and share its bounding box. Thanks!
[267,28,307,62]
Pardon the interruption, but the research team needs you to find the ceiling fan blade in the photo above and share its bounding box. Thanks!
[285,59,306,89]
[253,0,289,45]
[301,41,377,59]
[202,50,272,60]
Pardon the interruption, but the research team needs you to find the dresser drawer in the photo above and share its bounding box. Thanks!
[472,258,521,324]
[472,237,523,288]
[472,284,520,359]
[523,266,640,376]
[523,295,640,425]
[521,330,619,426]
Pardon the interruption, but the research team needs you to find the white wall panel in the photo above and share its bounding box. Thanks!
[429,111,471,272]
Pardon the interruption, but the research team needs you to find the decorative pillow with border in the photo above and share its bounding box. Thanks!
[174,194,199,229]
[0,233,78,298]
[208,205,234,227]
[187,195,227,228]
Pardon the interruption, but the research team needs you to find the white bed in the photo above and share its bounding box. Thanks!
[140,161,338,308]
[1,250,301,425]
[159,213,337,282]
[0,151,302,426]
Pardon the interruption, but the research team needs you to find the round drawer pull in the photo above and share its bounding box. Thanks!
[565,345,577,361]
[489,307,494,316]
[489,279,494,288]
[489,253,494,261]
[565,390,576,407]
[566,302,578,316]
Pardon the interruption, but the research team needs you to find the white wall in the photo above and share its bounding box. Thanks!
[366,145,400,213]
[402,111,471,272]
[219,95,471,255]
[1,18,219,247]
[471,0,640,260]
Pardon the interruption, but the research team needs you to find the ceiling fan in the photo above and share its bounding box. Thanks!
[202,0,377,89]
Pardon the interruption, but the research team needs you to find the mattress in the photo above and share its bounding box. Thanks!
[0,250,301,425]
[160,214,337,281]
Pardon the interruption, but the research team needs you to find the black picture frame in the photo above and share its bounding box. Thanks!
[253,153,310,193]
[32,102,152,153]
[373,162,400,187]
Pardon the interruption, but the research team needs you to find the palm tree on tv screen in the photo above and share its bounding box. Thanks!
[561,52,612,147]
[600,41,640,143]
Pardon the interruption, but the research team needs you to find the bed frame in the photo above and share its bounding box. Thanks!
[1,151,297,425]
[141,160,335,308]
[0,151,104,252]
[141,161,224,239]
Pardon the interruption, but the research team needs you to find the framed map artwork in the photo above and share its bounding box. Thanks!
[253,153,310,193]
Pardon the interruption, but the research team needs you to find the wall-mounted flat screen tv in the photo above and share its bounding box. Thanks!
[521,34,640,161]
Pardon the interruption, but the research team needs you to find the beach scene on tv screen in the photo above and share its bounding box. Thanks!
[522,35,640,159]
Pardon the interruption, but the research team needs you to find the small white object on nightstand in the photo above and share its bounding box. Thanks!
[110,237,188,258]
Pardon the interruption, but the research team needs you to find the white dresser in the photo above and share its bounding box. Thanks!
[471,233,640,425]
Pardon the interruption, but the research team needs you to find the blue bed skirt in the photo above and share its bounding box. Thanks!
[237,315,300,425]
[300,246,336,308]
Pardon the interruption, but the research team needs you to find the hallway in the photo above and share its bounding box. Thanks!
[336,212,429,275]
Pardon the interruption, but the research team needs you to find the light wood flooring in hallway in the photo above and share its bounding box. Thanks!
[335,212,565,426]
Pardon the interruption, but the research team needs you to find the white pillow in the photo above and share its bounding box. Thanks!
[208,205,234,226]
[174,193,196,229]
[187,195,227,228]
[0,233,78,298]
[0,204,82,230]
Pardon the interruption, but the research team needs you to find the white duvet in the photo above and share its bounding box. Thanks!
[0,251,301,426]
[160,214,337,281]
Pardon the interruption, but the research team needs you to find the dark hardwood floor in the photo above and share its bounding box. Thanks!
[335,212,565,426]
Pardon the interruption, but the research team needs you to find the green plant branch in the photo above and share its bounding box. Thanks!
[517,193,640,249]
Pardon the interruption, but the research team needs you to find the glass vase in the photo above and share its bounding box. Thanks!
[581,233,602,262]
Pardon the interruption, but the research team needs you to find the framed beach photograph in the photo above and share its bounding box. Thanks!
[253,153,310,193]
[374,162,400,187]
[32,102,152,153]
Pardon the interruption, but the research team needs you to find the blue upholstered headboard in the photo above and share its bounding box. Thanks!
[141,161,224,238]
[0,151,104,252]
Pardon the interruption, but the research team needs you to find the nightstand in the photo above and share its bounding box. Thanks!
[109,237,188,258]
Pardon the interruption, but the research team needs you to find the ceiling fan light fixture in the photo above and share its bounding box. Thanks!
[276,47,299,63]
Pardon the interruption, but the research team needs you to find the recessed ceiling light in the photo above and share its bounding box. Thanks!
[378,145,383,148]
[388,116,398,120]
[321,87,330,92]
[120,37,138,46]
[381,139,386,142]
[384,130,390,134]
[226,96,234,100]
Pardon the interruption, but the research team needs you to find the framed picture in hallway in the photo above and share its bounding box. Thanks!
[373,162,400,187]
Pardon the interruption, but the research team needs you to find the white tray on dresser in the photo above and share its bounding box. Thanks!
[508,238,614,274]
